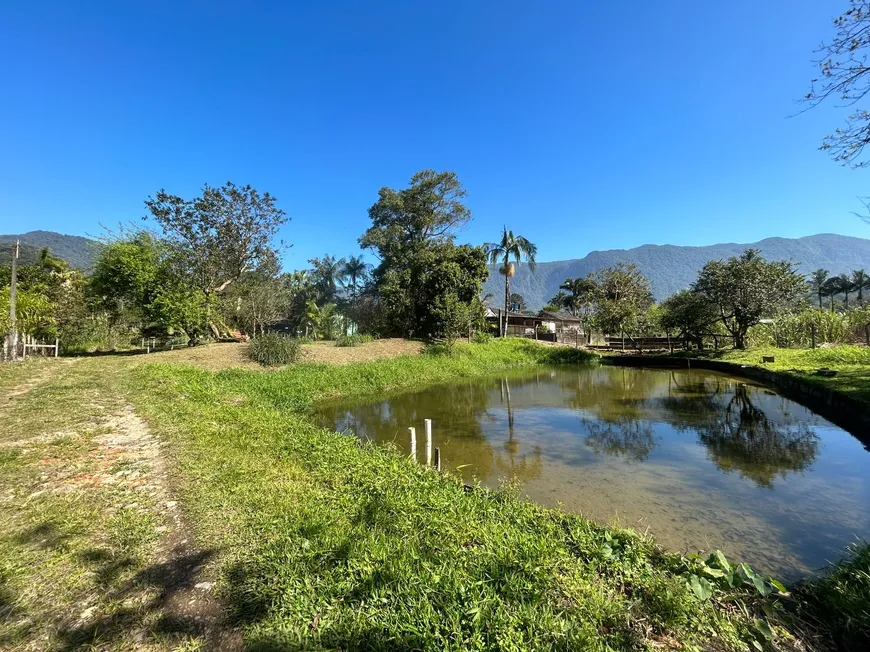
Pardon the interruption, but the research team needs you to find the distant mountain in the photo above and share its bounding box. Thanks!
[484,233,870,309]
[0,230,100,269]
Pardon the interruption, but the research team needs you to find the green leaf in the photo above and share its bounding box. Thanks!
[702,567,726,579]
[754,618,774,641]
[689,575,713,601]
[712,550,731,571]
[769,578,787,593]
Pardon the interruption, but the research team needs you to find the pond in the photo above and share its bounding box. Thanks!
[314,366,870,580]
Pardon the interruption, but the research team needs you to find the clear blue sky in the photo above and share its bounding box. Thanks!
[1,1,867,270]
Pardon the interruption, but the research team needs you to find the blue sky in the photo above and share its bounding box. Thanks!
[0,1,867,270]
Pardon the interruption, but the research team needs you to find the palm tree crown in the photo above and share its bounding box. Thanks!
[486,227,537,336]
[341,255,368,297]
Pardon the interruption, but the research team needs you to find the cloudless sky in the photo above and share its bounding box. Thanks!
[1,1,868,269]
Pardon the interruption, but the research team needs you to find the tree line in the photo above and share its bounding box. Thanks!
[3,172,869,354]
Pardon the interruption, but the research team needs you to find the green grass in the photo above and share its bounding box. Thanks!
[248,332,303,366]
[3,340,851,650]
[665,345,870,406]
[0,360,169,650]
[335,333,375,347]
[125,340,792,650]
[795,541,870,649]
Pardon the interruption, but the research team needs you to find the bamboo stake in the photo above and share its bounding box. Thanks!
[409,427,416,461]
[424,419,432,466]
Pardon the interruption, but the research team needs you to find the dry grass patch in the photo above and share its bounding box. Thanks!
[301,337,423,364]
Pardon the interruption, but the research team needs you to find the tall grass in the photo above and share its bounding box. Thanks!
[247,332,302,366]
[796,542,870,649]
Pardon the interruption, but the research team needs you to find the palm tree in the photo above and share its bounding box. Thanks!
[340,255,368,299]
[308,255,346,303]
[486,228,537,336]
[547,290,569,311]
[810,269,829,310]
[559,277,597,316]
[837,273,855,308]
[852,269,869,306]
[822,277,842,312]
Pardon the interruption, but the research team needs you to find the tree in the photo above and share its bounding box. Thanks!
[341,255,369,299]
[486,228,537,337]
[853,268,870,304]
[546,290,569,312]
[308,254,345,304]
[822,276,845,312]
[509,293,527,312]
[361,171,486,339]
[802,1,870,167]
[810,269,830,310]
[838,272,855,307]
[559,277,597,317]
[693,249,806,349]
[660,290,720,348]
[592,264,653,337]
[144,182,288,306]
[90,232,206,338]
[360,170,471,257]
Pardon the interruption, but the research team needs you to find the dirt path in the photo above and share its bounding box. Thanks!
[0,359,242,650]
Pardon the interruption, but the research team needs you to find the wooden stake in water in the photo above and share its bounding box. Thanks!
[409,427,417,461]
[424,419,432,466]
[434,447,441,472]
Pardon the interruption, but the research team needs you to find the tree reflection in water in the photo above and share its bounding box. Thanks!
[582,419,656,461]
[494,378,543,483]
[660,379,820,488]
[693,384,819,488]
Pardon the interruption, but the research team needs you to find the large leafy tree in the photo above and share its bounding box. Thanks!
[486,228,537,337]
[361,170,486,339]
[659,289,720,348]
[145,182,288,299]
[360,170,471,257]
[693,249,805,349]
[90,232,206,337]
[592,264,653,337]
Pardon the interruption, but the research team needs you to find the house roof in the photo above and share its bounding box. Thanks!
[538,310,581,322]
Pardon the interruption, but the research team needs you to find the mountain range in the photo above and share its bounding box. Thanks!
[483,233,870,308]
[3,230,869,308]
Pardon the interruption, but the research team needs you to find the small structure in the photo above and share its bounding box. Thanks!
[537,310,583,334]
[484,307,542,337]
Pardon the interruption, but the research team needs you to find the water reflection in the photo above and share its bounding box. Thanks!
[315,366,870,578]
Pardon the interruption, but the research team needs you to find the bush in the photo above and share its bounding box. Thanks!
[247,332,302,366]
[335,334,374,347]
[472,331,492,344]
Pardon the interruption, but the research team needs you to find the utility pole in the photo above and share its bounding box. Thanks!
[8,240,18,360]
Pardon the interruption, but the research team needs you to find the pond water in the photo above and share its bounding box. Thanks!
[314,366,870,580]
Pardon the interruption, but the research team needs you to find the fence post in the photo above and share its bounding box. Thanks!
[434,447,441,472]
[54,338,59,358]
[409,427,417,461]
[424,419,432,466]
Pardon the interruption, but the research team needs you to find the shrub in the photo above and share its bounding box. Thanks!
[247,332,302,366]
[335,334,374,347]
[472,331,492,344]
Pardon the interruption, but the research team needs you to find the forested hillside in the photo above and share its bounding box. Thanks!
[0,230,99,268]
[484,233,870,308]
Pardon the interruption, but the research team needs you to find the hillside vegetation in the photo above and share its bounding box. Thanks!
[484,233,870,308]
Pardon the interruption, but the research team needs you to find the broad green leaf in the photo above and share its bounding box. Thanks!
[689,575,713,601]
[754,618,774,641]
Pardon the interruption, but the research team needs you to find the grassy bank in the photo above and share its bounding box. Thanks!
[663,345,870,406]
[127,339,799,651]
[4,339,858,650]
